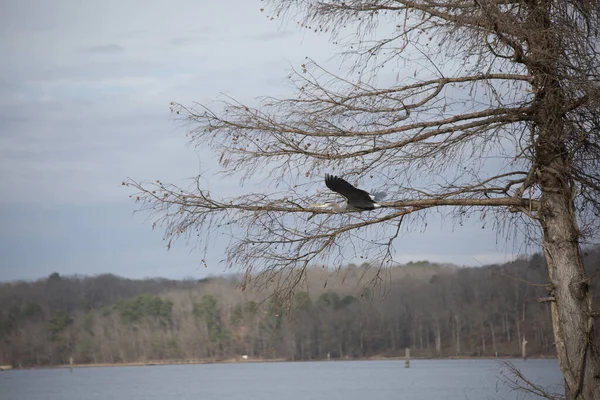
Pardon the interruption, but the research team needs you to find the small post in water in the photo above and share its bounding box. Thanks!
[521,336,528,360]
[405,348,410,368]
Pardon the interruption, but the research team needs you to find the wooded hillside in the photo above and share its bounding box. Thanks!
[2,249,599,367]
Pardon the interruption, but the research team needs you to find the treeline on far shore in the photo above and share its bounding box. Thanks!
[1,248,599,368]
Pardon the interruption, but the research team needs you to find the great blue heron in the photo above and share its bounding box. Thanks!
[310,174,386,212]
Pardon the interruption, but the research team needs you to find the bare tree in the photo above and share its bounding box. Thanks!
[126,1,600,398]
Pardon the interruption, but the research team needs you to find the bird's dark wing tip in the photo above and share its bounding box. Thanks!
[324,173,341,187]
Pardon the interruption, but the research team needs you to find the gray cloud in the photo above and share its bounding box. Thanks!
[32,24,56,32]
[81,44,125,54]
[169,37,196,46]
[0,115,29,126]
[252,30,295,41]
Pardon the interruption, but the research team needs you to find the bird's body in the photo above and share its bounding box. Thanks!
[316,174,385,212]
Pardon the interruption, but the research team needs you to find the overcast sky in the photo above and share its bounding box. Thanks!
[0,0,534,282]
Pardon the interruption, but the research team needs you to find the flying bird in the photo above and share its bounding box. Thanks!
[311,174,386,212]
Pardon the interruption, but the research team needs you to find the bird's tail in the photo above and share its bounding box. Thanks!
[370,191,387,202]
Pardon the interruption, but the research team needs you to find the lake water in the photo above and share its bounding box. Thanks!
[0,359,563,400]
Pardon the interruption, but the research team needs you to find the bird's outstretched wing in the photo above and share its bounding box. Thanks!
[325,174,373,203]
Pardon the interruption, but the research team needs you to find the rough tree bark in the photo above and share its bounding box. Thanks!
[541,185,599,398]
[530,2,600,394]
[127,1,600,398]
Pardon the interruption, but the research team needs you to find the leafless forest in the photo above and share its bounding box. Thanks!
[1,248,598,368]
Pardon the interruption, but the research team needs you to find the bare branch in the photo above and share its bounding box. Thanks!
[499,361,565,400]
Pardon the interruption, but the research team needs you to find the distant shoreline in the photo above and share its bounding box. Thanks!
[5,354,558,371]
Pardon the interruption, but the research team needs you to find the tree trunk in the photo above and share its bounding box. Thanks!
[419,320,423,350]
[516,318,521,355]
[534,58,600,400]
[535,79,600,398]
[454,316,461,356]
[503,314,511,342]
[490,324,496,354]
[541,209,600,399]
[481,328,486,356]
[528,2,600,397]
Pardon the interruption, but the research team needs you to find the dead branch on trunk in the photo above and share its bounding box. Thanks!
[499,360,565,400]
